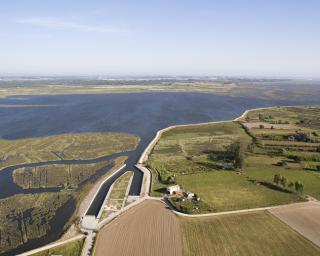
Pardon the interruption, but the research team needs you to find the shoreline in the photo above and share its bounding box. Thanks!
[137,105,318,195]
[15,104,319,255]
[138,105,285,164]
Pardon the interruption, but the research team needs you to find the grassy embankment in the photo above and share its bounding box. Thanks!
[180,211,320,256]
[0,132,139,170]
[100,171,133,221]
[30,238,85,256]
[148,106,320,213]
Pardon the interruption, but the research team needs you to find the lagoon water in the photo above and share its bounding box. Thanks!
[0,92,315,255]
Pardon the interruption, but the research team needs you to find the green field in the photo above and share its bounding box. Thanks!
[30,238,85,256]
[0,132,139,171]
[180,211,320,256]
[148,122,251,188]
[176,172,300,212]
[13,160,112,189]
[148,107,320,213]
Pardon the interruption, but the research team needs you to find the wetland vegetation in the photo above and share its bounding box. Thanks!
[0,193,72,254]
[0,131,139,254]
[0,132,139,171]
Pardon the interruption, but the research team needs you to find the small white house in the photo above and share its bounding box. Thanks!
[167,184,181,195]
[186,192,195,199]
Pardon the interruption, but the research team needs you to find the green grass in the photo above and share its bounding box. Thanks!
[244,106,320,128]
[176,171,300,212]
[31,238,85,256]
[246,154,320,199]
[0,132,139,171]
[148,106,320,213]
[180,211,320,256]
[148,122,251,196]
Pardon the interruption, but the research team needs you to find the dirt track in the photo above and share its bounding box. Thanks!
[94,200,182,256]
[269,201,320,247]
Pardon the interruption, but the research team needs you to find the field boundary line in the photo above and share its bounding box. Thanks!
[161,197,318,218]
[17,234,84,256]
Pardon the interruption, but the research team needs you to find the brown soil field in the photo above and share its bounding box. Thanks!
[94,200,182,256]
[251,128,298,135]
[262,140,320,147]
[243,122,299,130]
[269,202,320,247]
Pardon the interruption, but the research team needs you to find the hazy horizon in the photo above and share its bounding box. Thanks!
[1,1,320,78]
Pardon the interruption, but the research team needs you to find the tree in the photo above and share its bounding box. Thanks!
[273,174,281,185]
[280,176,287,187]
[295,181,304,194]
[288,181,294,189]
[228,141,245,169]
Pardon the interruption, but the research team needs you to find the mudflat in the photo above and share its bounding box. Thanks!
[269,201,320,247]
[94,200,182,256]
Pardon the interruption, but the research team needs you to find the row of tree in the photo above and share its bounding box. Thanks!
[273,174,304,194]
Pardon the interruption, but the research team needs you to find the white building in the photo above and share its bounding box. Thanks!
[167,184,181,195]
[186,192,195,199]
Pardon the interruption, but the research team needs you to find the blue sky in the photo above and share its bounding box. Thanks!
[0,0,319,77]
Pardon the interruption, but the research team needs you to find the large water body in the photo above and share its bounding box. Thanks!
[0,92,317,255]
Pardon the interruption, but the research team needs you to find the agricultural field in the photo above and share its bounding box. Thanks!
[30,237,85,256]
[94,200,182,256]
[0,192,72,253]
[0,132,139,170]
[13,160,112,189]
[99,171,133,221]
[269,201,320,247]
[148,106,320,213]
[175,171,300,213]
[148,122,251,192]
[179,211,320,256]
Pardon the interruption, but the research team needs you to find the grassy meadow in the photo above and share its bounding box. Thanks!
[179,211,320,256]
[148,106,320,213]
